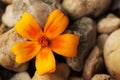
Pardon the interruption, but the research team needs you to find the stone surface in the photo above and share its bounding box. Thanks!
[0,28,28,72]
[91,74,110,80]
[2,5,15,27]
[83,46,105,80]
[66,17,96,71]
[62,0,111,19]
[32,63,70,80]
[97,15,120,34]
[104,29,120,80]
[2,0,63,28]
[10,72,31,80]
[97,34,108,49]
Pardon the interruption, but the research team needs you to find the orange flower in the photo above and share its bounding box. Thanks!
[11,9,79,75]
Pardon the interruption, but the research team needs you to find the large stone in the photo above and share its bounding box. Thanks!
[10,72,31,80]
[32,63,70,80]
[0,28,28,72]
[66,17,96,71]
[83,46,105,80]
[104,29,120,79]
[2,0,63,28]
[62,0,111,19]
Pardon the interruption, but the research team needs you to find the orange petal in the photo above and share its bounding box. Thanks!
[50,34,79,57]
[15,12,43,41]
[35,47,56,75]
[44,9,69,40]
[11,41,41,63]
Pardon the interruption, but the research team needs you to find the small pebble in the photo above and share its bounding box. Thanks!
[91,74,110,80]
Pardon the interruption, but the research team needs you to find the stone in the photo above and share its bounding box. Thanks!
[97,16,120,34]
[83,46,105,80]
[91,74,110,80]
[104,29,120,79]
[97,34,108,49]
[2,0,63,28]
[0,28,28,72]
[66,17,96,71]
[62,0,111,19]
[32,63,70,80]
[0,23,6,35]
[10,72,31,80]
[2,5,15,27]
[1,0,13,4]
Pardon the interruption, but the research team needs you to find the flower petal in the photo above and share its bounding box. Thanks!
[35,47,56,75]
[11,41,41,63]
[15,12,43,41]
[50,34,79,57]
[44,9,69,40]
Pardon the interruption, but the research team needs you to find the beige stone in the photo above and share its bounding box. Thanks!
[10,72,31,80]
[0,28,28,72]
[104,29,120,79]
[97,17,120,34]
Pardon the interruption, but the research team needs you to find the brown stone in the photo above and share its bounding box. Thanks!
[83,46,105,80]
[66,17,96,71]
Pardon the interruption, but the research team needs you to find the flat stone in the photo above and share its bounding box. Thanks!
[83,46,105,80]
[32,63,70,80]
[66,17,96,71]
[0,28,28,72]
[10,72,31,80]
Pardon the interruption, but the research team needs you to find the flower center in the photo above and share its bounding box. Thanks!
[38,35,49,47]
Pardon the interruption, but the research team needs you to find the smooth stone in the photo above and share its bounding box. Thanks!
[66,17,96,71]
[104,29,120,79]
[83,46,105,80]
[91,74,110,80]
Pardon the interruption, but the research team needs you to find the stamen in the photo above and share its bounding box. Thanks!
[38,35,48,47]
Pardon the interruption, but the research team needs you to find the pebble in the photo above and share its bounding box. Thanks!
[0,28,28,72]
[1,0,13,4]
[97,34,108,49]
[97,15,120,34]
[66,17,96,71]
[10,72,31,80]
[32,63,70,80]
[83,46,105,80]
[104,29,120,79]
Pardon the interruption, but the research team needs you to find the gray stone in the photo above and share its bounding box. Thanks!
[66,17,97,71]
[83,46,105,80]
[0,28,28,72]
